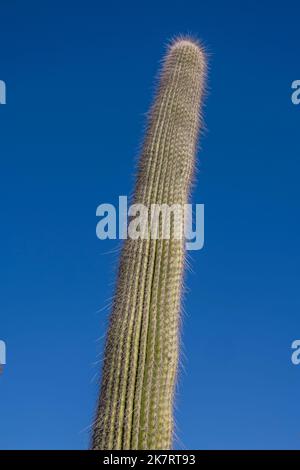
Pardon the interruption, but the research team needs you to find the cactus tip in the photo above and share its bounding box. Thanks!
[169,35,205,54]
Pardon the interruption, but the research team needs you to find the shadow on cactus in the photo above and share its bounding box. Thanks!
[92,37,207,450]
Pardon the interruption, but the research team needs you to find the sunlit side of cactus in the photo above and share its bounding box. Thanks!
[92,38,206,450]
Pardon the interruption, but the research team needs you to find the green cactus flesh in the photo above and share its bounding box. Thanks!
[92,38,206,450]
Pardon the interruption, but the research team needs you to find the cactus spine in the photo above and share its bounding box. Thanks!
[92,38,206,450]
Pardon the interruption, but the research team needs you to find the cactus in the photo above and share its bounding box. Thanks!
[92,37,206,450]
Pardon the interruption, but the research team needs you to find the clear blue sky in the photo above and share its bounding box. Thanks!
[1,0,300,450]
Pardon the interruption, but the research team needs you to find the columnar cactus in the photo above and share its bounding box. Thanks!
[92,38,206,450]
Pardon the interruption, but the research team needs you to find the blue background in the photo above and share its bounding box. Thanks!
[1,0,299,450]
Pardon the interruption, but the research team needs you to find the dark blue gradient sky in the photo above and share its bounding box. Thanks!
[1,0,300,449]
